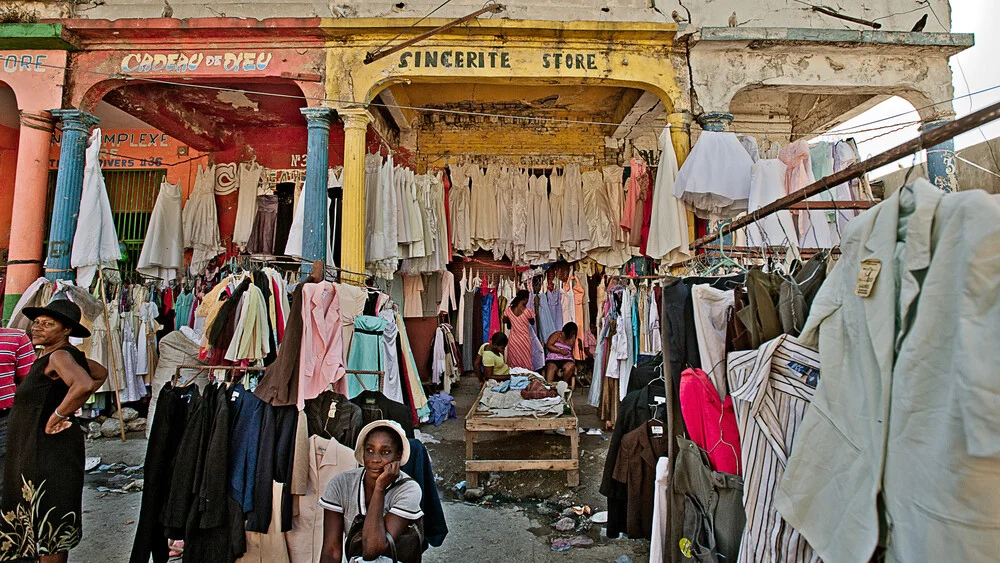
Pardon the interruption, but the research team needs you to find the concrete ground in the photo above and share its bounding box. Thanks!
[74,374,650,562]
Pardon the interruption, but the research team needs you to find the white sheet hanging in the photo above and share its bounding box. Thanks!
[744,159,799,248]
[137,179,184,282]
[646,126,691,265]
[284,169,335,266]
[71,128,121,287]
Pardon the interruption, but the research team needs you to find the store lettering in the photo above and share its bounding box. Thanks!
[542,53,597,70]
[0,53,47,73]
[121,51,272,73]
[399,50,511,69]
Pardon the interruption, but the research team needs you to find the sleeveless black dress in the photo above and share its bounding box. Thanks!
[0,346,89,559]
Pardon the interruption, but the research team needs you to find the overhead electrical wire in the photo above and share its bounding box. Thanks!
[22,60,1000,139]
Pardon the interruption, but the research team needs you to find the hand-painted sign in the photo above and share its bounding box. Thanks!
[120,51,273,73]
[396,49,602,71]
[0,53,47,73]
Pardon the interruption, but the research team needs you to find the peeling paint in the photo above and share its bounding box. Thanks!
[216,90,259,111]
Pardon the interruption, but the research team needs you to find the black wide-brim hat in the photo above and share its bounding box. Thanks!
[23,298,91,338]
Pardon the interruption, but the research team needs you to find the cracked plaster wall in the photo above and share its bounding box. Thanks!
[13,0,951,31]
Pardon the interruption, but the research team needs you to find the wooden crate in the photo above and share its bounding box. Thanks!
[464,384,580,488]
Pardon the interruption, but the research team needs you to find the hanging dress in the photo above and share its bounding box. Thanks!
[525,174,552,263]
[673,130,754,220]
[590,166,631,268]
[582,170,612,252]
[503,306,536,370]
[548,171,565,260]
[494,166,515,260]
[1,346,90,559]
[346,315,387,399]
[448,164,473,255]
[182,164,223,274]
[137,179,184,282]
[745,159,798,248]
[560,163,589,260]
[781,140,834,248]
[645,127,691,265]
[510,169,530,264]
[471,165,499,251]
[379,310,404,404]
[232,161,263,249]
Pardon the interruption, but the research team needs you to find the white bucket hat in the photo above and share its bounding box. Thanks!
[354,419,410,466]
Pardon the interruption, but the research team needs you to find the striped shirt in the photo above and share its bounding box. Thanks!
[0,328,35,410]
[727,334,821,563]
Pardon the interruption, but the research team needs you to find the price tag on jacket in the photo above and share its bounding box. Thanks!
[855,258,882,297]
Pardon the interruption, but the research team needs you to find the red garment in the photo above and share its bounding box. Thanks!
[638,168,655,255]
[679,367,742,475]
[488,288,501,341]
[0,328,34,409]
[503,306,535,369]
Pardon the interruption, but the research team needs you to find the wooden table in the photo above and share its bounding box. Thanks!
[464,385,580,488]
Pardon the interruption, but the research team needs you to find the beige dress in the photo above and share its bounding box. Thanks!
[525,173,552,263]
[560,163,589,260]
[548,170,565,261]
[470,165,498,250]
[448,164,473,255]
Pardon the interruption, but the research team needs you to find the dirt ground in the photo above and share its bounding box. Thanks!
[74,374,650,562]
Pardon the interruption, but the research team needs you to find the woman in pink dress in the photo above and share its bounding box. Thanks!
[503,290,536,370]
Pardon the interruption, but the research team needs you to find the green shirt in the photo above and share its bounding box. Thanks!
[478,343,510,376]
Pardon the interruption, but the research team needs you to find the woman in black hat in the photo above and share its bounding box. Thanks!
[0,299,107,563]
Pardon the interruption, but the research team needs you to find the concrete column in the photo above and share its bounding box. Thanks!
[3,111,57,318]
[45,109,98,281]
[300,107,335,264]
[338,108,373,274]
[696,111,734,132]
[920,117,958,193]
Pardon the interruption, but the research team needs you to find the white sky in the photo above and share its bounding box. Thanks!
[826,0,999,177]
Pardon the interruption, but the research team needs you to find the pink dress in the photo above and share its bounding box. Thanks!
[503,306,536,370]
[679,367,742,475]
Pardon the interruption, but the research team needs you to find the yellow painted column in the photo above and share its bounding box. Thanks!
[338,108,373,274]
[668,111,697,243]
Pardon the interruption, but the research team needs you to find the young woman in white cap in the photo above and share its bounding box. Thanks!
[319,419,424,563]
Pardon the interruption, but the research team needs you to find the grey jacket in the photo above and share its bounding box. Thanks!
[774,179,1000,562]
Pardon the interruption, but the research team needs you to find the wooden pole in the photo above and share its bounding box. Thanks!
[691,98,1000,249]
[97,266,127,442]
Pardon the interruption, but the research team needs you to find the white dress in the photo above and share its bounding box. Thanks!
[581,170,611,252]
[137,179,184,282]
[71,128,120,287]
[447,164,473,255]
[525,174,552,263]
[674,130,754,220]
[589,166,631,268]
[548,171,565,260]
[744,159,798,247]
[494,166,514,260]
[364,154,383,263]
[560,164,589,261]
[510,169,530,264]
[646,127,691,265]
[232,161,263,249]
[471,165,499,250]
[182,164,223,274]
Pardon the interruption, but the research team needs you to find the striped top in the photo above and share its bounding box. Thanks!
[727,334,821,563]
[0,328,35,410]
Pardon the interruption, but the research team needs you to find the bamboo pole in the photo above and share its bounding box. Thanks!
[97,266,127,442]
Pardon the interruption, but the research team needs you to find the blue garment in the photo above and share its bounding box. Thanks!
[401,439,449,548]
[492,375,530,392]
[539,289,562,342]
[228,383,265,512]
[529,325,546,371]
[346,315,387,399]
[426,392,456,426]
[481,291,494,344]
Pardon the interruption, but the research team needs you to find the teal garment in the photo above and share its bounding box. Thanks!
[809,141,837,221]
[174,291,194,329]
[346,315,387,399]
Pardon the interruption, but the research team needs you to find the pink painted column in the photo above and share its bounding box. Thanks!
[3,111,55,318]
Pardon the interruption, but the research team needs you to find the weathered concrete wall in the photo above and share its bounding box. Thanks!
[13,0,951,31]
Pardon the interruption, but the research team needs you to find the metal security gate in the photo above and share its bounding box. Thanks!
[45,169,166,274]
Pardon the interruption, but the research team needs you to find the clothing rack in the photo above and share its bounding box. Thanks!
[691,98,1000,249]
[172,364,266,387]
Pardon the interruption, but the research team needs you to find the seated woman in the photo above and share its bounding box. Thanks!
[473,332,510,383]
[544,322,579,385]
[320,420,423,563]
